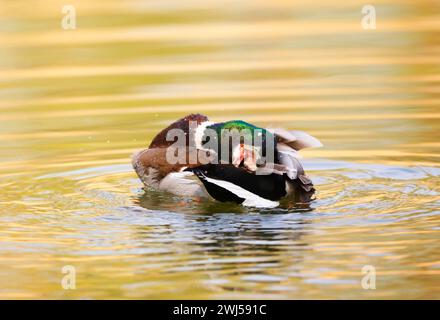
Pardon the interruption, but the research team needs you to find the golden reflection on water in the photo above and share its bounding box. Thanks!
[0,0,439,299]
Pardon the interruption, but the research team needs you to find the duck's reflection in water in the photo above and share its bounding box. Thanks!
[125,191,314,292]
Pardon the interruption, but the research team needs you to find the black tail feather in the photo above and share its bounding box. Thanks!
[191,169,245,204]
[187,164,287,203]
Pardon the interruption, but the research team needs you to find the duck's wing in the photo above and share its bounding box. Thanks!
[266,128,321,202]
[268,128,323,151]
[132,148,182,180]
[132,147,211,177]
[192,169,279,208]
[132,147,209,197]
[187,164,285,207]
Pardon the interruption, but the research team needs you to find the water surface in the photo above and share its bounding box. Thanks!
[0,0,439,299]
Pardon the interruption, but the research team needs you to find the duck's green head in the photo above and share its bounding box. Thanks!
[199,120,277,170]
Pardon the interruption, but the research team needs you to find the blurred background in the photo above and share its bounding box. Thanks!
[0,0,439,299]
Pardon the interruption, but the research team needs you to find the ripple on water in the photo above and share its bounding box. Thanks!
[1,156,439,299]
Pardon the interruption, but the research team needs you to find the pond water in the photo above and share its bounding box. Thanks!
[0,0,439,299]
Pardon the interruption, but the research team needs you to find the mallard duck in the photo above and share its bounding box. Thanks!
[132,114,322,208]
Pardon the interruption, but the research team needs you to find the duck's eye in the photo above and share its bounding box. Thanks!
[202,136,210,144]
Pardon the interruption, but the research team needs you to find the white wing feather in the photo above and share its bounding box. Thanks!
[202,176,279,208]
[289,130,323,150]
[268,128,323,150]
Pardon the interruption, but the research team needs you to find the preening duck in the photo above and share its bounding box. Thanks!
[132,114,322,208]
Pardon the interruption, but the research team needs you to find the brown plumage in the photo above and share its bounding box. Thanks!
[149,113,208,149]
[132,113,322,207]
